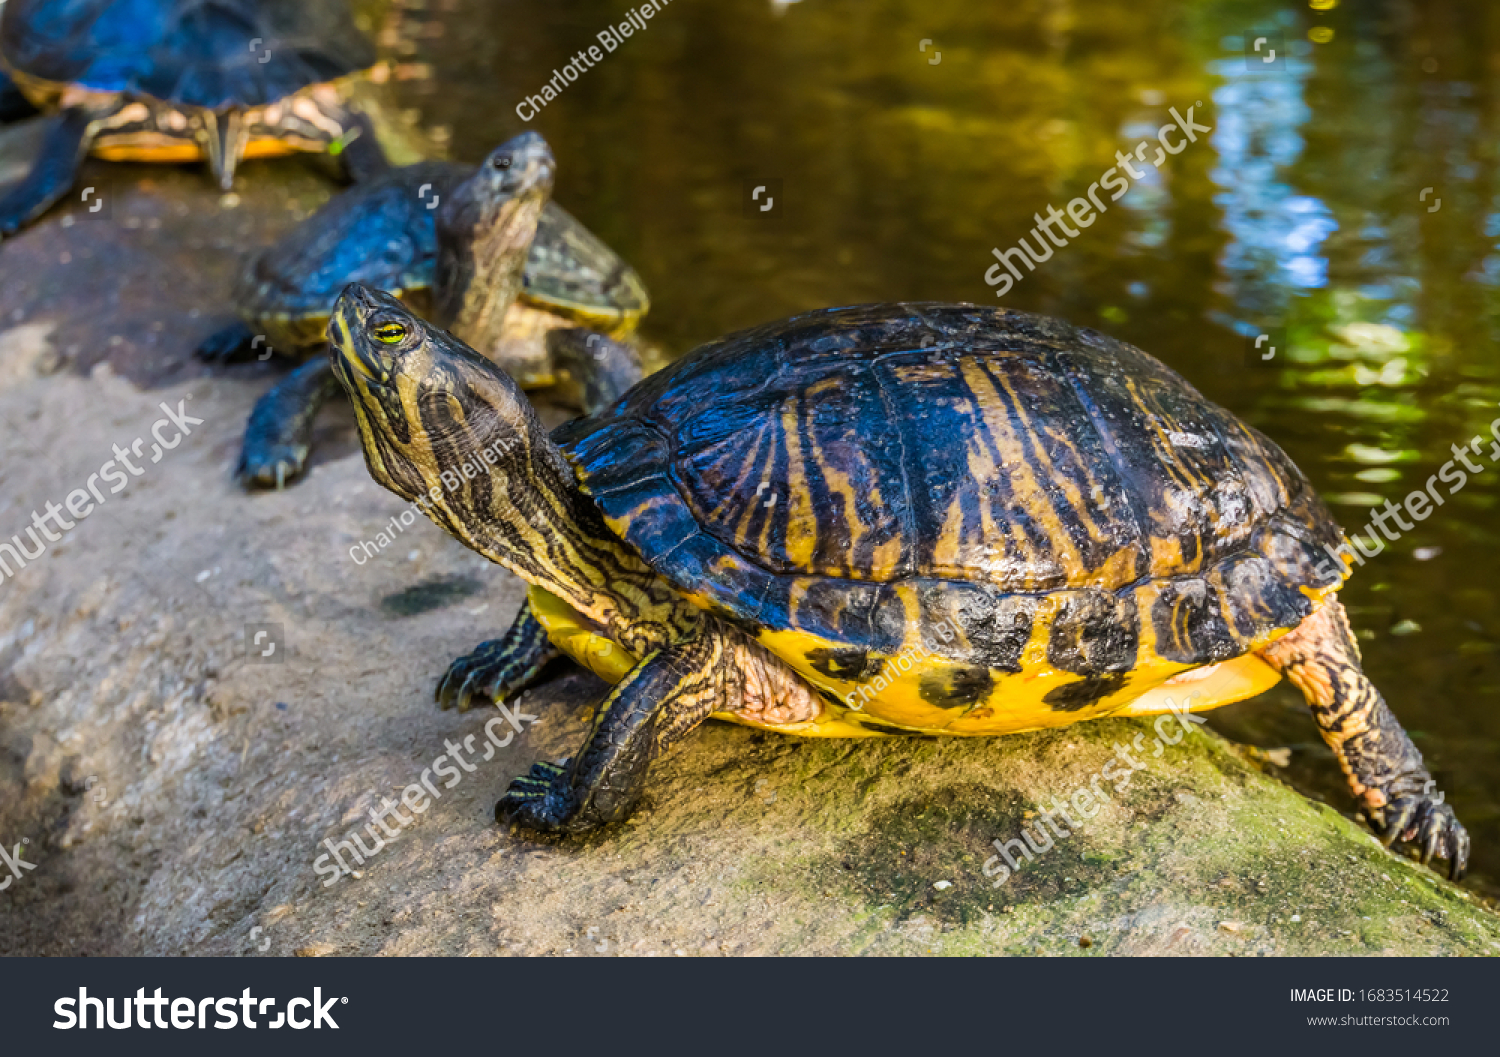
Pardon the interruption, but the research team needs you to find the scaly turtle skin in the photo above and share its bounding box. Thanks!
[328,290,1470,881]
[0,0,385,235]
[200,134,648,489]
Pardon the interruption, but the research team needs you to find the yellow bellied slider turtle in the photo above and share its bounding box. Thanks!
[199,130,648,488]
[326,290,1469,880]
[0,0,386,235]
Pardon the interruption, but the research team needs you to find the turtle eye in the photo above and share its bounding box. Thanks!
[373,321,408,345]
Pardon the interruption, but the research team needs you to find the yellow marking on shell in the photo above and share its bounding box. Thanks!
[710,421,775,547]
[1123,376,1222,575]
[757,618,1180,736]
[91,135,302,163]
[98,101,151,128]
[983,361,1133,583]
[801,379,865,575]
[535,582,1293,739]
[777,396,819,567]
[5,70,364,164]
[290,95,347,138]
[1022,387,1145,584]
[932,481,972,573]
[958,359,1084,590]
[1130,580,1167,670]
[1088,547,1143,590]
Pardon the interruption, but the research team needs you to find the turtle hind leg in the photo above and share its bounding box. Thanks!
[196,321,260,363]
[0,73,38,123]
[1258,599,1470,880]
[0,107,96,236]
[237,358,342,490]
[497,628,725,834]
[438,597,566,713]
[544,328,644,413]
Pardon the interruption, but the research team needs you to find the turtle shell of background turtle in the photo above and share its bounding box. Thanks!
[557,303,1349,735]
[0,0,373,109]
[235,160,649,350]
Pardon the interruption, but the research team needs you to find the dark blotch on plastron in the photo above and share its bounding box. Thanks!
[1044,673,1128,712]
[380,575,485,617]
[918,666,995,710]
[805,646,884,682]
[851,716,920,736]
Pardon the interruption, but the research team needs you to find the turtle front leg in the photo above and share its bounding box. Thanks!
[196,322,260,364]
[497,629,725,834]
[544,328,644,413]
[437,597,564,712]
[1258,599,1470,880]
[330,107,391,184]
[0,106,97,236]
[238,358,342,489]
[0,72,38,123]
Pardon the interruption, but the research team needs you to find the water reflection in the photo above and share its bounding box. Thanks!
[1210,50,1336,315]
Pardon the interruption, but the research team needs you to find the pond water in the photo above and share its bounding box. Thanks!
[376,0,1500,892]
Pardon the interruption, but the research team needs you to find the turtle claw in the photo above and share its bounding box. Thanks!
[236,444,308,490]
[437,635,555,712]
[496,760,575,832]
[437,640,515,712]
[1368,791,1469,882]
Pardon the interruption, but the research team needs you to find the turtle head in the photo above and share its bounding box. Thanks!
[329,283,677,637]
[327,283,563,537]
[433,131,557,353]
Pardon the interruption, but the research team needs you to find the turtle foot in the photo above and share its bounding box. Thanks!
[496,760,577,832]
[1367,788,1471,882]
[235,358,338,491]
[438,640,545,712]
[236,443,308,491]
[436,601,562,712]
[196,322,260,363]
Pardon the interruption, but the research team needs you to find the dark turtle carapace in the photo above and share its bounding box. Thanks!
[0,0,384,235]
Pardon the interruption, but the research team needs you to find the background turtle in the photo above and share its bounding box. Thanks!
[327,289,1470,881]
[0,0,384,235]
[199,131,649,488]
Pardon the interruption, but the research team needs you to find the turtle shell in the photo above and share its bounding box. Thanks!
[0,0,374,109]
[556,303,1349,735]
[235,161,649,350]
